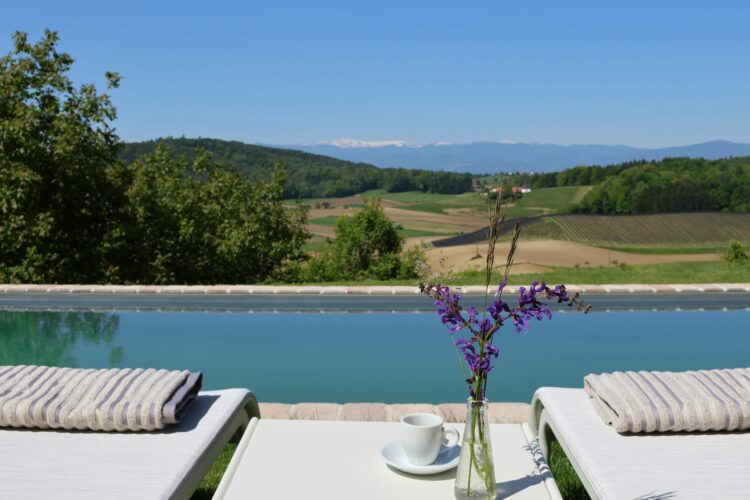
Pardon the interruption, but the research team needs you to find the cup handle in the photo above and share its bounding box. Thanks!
[442,427,460,447]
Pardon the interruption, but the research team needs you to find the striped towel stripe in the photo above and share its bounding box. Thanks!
[584,368,750,433]
[0,365,189,431]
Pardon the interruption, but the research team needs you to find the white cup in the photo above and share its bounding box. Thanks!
[400,413,460,465]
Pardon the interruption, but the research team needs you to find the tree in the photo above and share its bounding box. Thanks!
[119,137,474,199]
[0,310,121,366]
[333,198,403,273]
[0,30,123,283]
[0,31,311,285]
[297,198,428,281]
[119,145,309,284]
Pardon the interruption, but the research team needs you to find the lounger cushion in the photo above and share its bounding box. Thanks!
[0,389,251,500]
[533,388,750,499]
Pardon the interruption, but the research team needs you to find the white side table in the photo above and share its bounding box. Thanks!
[214,419,560,499]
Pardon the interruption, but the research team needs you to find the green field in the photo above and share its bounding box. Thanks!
[309,191,750,257]
[323,186,593,217]
[308,215,342,226]
[359,189,464,203]
[376,190,488,215]
[296,186,592,218]
[309,215,455,238]
[502,186,592,218]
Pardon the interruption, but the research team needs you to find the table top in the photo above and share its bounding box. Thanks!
[214,419,560,500]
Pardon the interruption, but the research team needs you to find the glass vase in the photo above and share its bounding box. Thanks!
[454,399,496,499]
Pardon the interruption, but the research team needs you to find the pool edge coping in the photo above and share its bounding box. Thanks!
[1,283,749,294]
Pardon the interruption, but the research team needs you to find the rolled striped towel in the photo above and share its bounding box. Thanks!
[0,365,202,432]
[584,368,750,433]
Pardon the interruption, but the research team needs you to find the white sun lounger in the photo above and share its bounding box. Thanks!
[0,389,259,500]
[530,387,750,500]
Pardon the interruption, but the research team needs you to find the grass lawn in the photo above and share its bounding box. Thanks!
[273,261,750,286]
[190,443,237,499]
[550,441,590,499]
[396,186,590,217]
[453,261,750,285]
[594,244,726,255]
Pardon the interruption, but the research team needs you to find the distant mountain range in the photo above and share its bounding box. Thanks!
[279,139,750,173]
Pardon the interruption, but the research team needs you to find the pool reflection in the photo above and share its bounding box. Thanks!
[0,311,122,367]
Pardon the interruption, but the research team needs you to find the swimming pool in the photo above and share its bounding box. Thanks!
[1,293,749,403]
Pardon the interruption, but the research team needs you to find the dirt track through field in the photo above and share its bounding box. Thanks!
[424,240,720,274]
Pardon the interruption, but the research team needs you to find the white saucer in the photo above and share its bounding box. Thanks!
[379,440,461,475]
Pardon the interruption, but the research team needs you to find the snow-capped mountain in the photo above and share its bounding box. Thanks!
[279,139,750,173]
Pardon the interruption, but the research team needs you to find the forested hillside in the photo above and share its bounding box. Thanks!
[120,138,473,198]
[505,157,750,214]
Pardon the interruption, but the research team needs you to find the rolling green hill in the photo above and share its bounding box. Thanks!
[502,186,592,218]
[520,156,750,214]
[119,138,473,199]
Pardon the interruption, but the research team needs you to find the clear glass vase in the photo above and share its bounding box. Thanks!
[454,399,496,500]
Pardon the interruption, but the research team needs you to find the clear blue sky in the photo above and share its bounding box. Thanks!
[3,0,749,147]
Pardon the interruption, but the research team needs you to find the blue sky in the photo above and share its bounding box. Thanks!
[3,0,749,147]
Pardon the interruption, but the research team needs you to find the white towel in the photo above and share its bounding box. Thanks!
[0,365,190,431]
[584,368,750,433]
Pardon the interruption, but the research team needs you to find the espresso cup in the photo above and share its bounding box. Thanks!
[400,413,460,465]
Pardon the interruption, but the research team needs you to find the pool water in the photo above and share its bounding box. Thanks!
[2,296,749,403]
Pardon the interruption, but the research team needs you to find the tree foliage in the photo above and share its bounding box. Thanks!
[0,311,120,366]
[293,199,428,282]
[120,138,474,198]
[0,31,309,284]
[574,158,750,214]
[505,157,750,214]
[0,30,124,283]
[723,241,748,265]
[118,145,309,284]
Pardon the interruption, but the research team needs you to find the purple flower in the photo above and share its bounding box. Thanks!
[478,317,493,336]
[487,298,510,321]
[485,343,499,358]
[420,279,587,399]
[496,276,508,294]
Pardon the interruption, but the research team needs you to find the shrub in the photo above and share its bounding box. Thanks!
[120,145,309,284]
[723,241,748,265]
[298,199,428,281]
